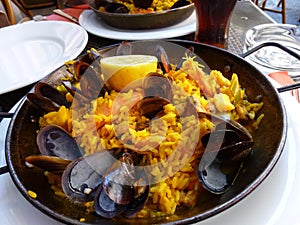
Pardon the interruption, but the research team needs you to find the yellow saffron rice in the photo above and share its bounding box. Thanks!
[39,56,264,218]
[98,0,193,14]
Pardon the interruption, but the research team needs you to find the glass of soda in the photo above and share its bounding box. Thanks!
[194,0,237,48]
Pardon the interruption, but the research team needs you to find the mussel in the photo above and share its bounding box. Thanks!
[197,112,254,194]
[61,151,117,202]
[156,45,172,74]
[25,155,71,174]
[25,125,84,174]
[132,0,153,9]
[170,0,191,9]
[94,153,149,218]
[134,72,173,118]
[27,82,71,113]
[94,0,129,13]
[36,125,84,161]
[132,0,191,10]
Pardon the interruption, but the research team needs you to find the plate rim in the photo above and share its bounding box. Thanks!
[78,9,196,40]
[0,20,88,95]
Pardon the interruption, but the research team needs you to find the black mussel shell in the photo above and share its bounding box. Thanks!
[102,153,135,205]
[36,125,84,161]
[94,184,129,218]
[135,96,170,119]
[123,167,149,217]
[201,129,254,161]
[61,151,116,202]
[143,72,173,101]
[198,158,243,194]
[170,0,190,9]
[94,153,150,218]
[156,45,172,73]
[34,82,70,108]
[27,93,61,113]
[132,0,153,9]
[105,3,129,13]
[25,155,71,174]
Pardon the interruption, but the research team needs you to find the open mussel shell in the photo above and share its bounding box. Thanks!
[132,0,153,9]
[123,167,150,218]
[201,129,254,161]
[170,0,190,9]
[199,111,254,163]
[143,72,173,100]
[156,45,172,73]
[102,153,135,205]
[94,153,149,218]
[135,96,170,119]
[27,93,61,113]
[198,112,254,194]
[198,158,244,194]
[25,155,71,174]
[94,184,129,218]
[36,125,84,161]
[136,72,174,118]
[26,82,71,113]
[93,0,129,13]
[61,151,116,202]
[72,60,109,99]
[34,82,70,107]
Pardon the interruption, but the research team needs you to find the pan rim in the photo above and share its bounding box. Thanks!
[4,40,288,225]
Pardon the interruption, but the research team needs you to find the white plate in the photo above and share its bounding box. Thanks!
[79,10,196,40]
[0,93,300,224]
[0,21,88,95]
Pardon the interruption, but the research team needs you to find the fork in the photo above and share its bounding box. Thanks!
[278,82,300,103]
[291,76,300,103]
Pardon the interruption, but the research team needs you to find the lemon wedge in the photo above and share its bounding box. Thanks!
[101,55,158,91]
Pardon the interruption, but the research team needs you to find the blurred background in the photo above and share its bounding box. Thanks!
[1,0,299,26]
[262,0,299,25]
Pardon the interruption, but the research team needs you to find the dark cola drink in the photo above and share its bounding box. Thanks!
[194,0,237,48]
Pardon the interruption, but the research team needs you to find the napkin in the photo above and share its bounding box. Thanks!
[46,4,89,22]
[269,71,299,102]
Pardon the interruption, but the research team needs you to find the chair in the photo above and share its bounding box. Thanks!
[252,0,286,24]
[11,0,60,18]
[0,10,11,27]
[1,0,16,25]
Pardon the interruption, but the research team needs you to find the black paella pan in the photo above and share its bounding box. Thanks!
[1,40,296,224]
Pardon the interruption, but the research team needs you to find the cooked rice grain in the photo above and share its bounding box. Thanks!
[39,56,264,218]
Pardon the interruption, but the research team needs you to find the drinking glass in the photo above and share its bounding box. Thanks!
[194,0,237,48]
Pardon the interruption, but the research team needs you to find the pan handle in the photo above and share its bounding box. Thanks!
[240,42,300,61]
[0,112,13,175]
[0,112,14,119]
[0,166,8,175]
[240,41,300,94]
[277,82,300,93]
